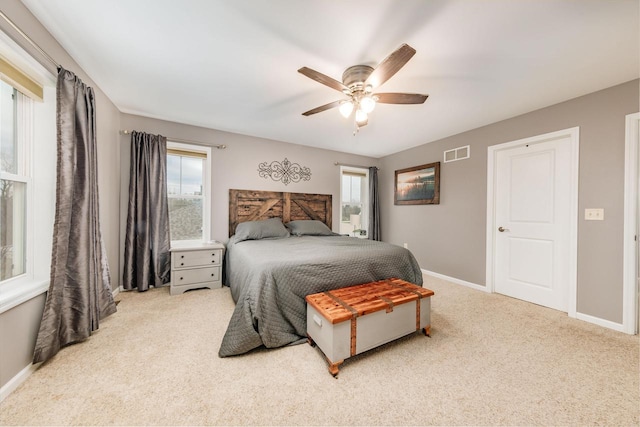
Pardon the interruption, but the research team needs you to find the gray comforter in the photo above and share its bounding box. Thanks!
[218,235,423,357]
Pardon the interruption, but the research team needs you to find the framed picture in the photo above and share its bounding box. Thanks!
[394,162,440,205]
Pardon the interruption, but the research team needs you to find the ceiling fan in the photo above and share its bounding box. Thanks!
[298,43,428,132]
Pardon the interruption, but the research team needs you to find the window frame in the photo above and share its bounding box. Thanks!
[1,87,33,284]
[166,141,212,244]
[0,30,56,314]
[339,166,369,236]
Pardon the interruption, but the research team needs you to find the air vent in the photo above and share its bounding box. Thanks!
[444,145,470,163]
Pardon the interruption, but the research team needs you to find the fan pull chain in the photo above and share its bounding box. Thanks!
[353,119,360,136]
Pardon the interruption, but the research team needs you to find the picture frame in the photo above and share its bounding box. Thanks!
[394,162,440,205]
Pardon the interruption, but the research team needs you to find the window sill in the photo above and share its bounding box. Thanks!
[0,278,49,315]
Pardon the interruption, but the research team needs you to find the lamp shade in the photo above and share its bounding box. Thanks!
[360,95,376,113]
[350,214,361,227]
[355,109,368,124]
[339,101,354,118]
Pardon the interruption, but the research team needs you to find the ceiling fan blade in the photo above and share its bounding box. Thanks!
[365,43,416,89]
[375,92,428,104]
[302,100,343,116]
[298,67,349,93]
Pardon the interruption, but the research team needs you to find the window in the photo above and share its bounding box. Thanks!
[340,167,369,236]
[0,81,28,281]
[166,142,211,242]
[0,32,57,313]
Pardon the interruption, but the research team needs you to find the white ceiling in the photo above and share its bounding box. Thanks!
[21,0,639,158]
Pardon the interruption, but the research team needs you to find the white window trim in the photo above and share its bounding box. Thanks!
[339,166,369,235]
[167,141,211,244]
[0,31,55,315]
[0,278,49,314]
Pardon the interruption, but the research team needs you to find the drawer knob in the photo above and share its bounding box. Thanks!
[180,263,184,266]
[181,255,184,258]
[211,273,214,277]
[180,277,183,280]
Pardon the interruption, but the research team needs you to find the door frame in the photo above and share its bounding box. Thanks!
[486,127,580,317]
[623,112,639,334]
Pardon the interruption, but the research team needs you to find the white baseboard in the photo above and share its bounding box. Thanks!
[421,269,489,293]
[421,269,629,334]
[576,312,626,333]
[0,362,39,403]
[2,285,122,403]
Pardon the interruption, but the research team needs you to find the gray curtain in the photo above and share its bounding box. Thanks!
[33,68,116,364]
[122,131,171,291]
[369,166,381,241]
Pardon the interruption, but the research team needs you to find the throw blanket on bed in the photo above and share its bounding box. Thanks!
[218,235,423,357]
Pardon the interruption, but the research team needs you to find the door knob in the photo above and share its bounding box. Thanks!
[498,226,509,232]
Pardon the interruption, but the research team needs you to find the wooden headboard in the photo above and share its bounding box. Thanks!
[229,189,332,236]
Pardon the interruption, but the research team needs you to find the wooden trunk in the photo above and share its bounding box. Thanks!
[305,278,434,376]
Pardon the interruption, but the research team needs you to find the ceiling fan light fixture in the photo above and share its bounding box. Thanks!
[355,108,368,124]
[339,100,354,118]
[299,44,427,130]
[360,95,376,114]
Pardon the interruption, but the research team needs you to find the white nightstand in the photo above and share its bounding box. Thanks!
[169,241,225,296]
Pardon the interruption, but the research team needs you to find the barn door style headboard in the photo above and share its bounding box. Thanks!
[229,189,332,236]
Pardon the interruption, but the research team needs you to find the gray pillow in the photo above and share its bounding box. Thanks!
[286,220,337,236]
[234,218,290,242]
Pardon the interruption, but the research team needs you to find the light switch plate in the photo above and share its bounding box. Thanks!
[585,208,604,220]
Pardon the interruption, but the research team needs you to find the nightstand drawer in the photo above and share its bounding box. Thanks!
[169,242,225,296]
[172,266,220,286]
[172,249,221,269]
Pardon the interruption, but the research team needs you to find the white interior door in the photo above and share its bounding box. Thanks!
[493,134,574,312]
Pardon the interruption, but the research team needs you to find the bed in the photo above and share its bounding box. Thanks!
[218,189,423,357]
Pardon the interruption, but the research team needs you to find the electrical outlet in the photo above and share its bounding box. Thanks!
[585,208,604,221]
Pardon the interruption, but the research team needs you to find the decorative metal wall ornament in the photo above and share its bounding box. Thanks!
[258,158,311,185]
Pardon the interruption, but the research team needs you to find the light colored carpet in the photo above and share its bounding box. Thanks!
[1,275,638,426]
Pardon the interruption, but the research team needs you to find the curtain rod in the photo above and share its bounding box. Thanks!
[0,10,59,71]
[334,161,378,170]
[120,130,227,149]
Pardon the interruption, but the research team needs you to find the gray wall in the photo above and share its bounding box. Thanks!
[0,2,121,391]
[379,79,639,324]
[0,295,45,387]
[119,114,379,247]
